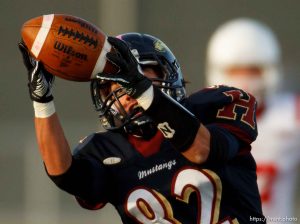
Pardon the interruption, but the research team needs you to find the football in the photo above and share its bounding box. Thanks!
[21,14,117,81]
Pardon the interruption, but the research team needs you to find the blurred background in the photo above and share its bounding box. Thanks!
[0,0,300,223]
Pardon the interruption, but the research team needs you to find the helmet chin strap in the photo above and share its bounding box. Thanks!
[124,115,157,140]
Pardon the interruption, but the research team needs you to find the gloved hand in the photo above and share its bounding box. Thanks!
[18,41,54,103]
[96,36,152,98]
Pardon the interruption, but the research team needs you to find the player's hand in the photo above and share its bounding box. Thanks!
[96,36,152,98]
[18,41,54,103]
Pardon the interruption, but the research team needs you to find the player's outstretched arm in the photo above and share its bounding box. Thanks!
[18,42,72,175]
[34,113,72,175]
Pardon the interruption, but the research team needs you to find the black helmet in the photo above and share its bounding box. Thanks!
[91,33,186,139]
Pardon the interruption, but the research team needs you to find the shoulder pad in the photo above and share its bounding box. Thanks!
[73,131,137,165]
[187,85,258,144]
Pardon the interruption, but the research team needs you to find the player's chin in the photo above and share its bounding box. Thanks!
[129,105,145,121]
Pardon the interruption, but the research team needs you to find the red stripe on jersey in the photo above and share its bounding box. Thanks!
[75,197,106,210]
[128,131,164,157]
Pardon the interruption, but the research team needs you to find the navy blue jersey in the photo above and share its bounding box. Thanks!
[50,85,265,223]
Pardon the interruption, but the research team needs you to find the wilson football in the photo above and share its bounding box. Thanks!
[21,14,117,81]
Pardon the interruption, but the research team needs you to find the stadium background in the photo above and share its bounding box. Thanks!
[0,0,299,223]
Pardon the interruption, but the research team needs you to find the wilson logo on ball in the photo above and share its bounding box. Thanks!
[54,41,88,61]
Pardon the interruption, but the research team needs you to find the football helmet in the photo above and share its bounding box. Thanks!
[91,33,186,139]
[206,18,282,104]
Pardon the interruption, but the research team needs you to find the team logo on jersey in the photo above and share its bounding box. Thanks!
[138,159,176,180]
[103,157,121,165]
[157,122,175,138]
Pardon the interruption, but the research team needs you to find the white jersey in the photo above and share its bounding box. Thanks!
[251,93,300,223]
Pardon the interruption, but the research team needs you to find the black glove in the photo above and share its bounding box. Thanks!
[18,41,54,103]
[97,36,152,98]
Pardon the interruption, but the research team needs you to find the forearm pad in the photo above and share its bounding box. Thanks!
[145,87,200,152]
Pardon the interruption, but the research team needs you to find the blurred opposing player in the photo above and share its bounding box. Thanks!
[206,18,300,221]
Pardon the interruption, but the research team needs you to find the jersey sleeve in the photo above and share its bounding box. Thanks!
[48,132,119,210]
[186,85,258,147]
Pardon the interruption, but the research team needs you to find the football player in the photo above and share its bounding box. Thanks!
[206,18,300,222]
[19,32,265,223]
